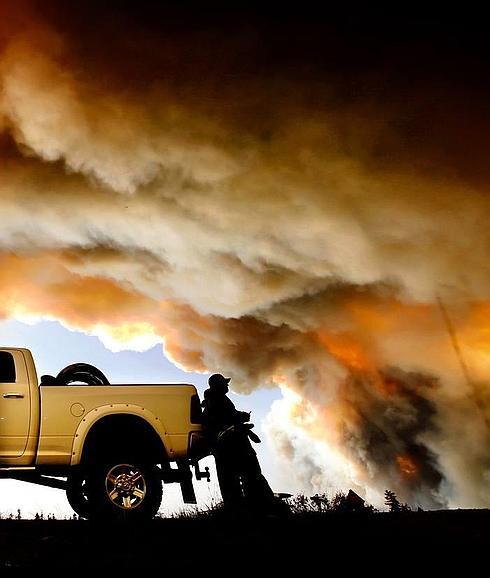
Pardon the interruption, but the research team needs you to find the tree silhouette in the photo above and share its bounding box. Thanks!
[384,490,401,512]
[311,493,330,512]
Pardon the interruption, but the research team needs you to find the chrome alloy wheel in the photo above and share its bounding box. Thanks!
[105,464,147,510]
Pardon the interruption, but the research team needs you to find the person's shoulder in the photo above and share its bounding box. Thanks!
[204,388,224,402]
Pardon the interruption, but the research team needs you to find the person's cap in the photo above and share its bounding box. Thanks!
[208,373,232,388]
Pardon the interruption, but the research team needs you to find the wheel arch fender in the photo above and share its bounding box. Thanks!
[70,404,172,466]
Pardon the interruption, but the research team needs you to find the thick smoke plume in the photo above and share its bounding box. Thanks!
[1,2,490,507]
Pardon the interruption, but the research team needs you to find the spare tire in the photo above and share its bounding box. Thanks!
[56,363,110,385]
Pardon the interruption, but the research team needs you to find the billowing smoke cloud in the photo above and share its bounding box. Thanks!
[1,2,490,507]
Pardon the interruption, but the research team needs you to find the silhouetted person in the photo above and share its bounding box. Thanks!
[202,373,277,513]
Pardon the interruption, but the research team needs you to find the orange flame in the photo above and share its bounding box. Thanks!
[316,331,378,372]
[396,455,417,477]
[316,330,395,397]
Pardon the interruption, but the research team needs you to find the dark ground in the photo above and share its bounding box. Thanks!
[0,509,488,570]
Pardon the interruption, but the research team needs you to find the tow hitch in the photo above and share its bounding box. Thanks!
[191,460,210,482]
[160,459,210,504]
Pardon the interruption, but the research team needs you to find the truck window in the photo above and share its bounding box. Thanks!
[0,351,16,383]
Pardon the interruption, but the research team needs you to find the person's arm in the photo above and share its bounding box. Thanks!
[220,396,249,425]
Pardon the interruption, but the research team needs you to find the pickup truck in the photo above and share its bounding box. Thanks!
[0,347,211,520]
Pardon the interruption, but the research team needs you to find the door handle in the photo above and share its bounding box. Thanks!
[2,393,24,399]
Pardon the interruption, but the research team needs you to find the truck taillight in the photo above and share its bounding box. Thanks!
[190,394,202,424]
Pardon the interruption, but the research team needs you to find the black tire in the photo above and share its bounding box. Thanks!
[66,470,92,519]
[87,460,163,521]
[56,363,110,385]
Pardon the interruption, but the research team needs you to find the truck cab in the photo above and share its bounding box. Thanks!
[0,349,38,463]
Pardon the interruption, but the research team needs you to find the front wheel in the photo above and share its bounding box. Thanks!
[88,461,163,521]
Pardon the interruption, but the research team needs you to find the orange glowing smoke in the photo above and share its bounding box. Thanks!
[396,455,418,477]
[317,331,378,374]
[316,330,395,397]
[1,0,490,510]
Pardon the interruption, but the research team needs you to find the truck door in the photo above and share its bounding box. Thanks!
[0,350,31,458]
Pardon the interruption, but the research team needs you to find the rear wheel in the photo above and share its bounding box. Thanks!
[66,470,91,519]
[88,460,162,521]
